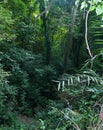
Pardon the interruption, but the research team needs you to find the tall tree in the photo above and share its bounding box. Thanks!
[38,0,51,65]
[63,0,80,72]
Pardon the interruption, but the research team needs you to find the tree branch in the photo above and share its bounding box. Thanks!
[35,0,54,21]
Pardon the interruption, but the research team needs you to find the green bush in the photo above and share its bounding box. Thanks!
[0,64,16,125]
[0,48,57,117]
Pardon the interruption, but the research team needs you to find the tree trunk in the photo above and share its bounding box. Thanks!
[63,28,73,72]
[63,0,80,72]
[39,0,51,65]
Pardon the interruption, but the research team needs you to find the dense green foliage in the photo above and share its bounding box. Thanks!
[0,0,103,129]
